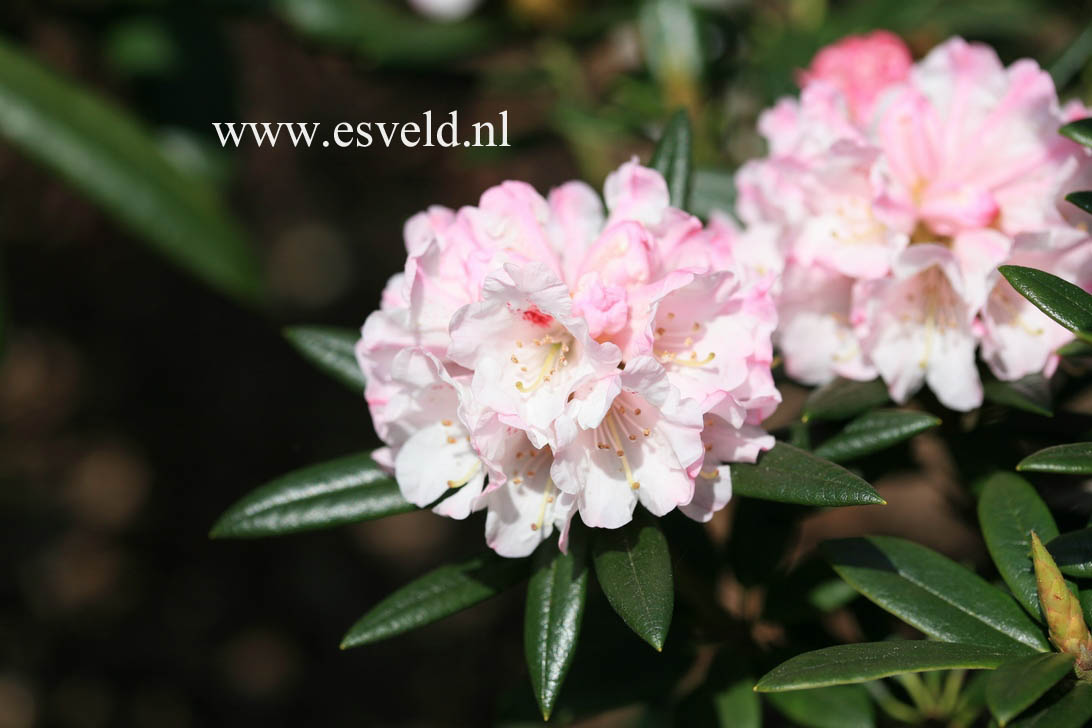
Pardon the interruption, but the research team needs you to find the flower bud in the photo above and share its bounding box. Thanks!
[1031,531,1092,669]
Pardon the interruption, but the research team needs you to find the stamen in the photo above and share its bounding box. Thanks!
[516,343,562,392]
[447,460,482,488]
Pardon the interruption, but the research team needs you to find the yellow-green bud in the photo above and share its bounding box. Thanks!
[1031,531,1092,677]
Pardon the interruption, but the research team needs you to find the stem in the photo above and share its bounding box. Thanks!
[896,673,937,715]
[938,670,966,715]
[865,680,923,724]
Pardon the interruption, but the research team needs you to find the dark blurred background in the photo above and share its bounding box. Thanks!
[1,1,1091,726]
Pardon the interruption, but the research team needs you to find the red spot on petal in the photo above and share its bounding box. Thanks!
[522,306,554,327]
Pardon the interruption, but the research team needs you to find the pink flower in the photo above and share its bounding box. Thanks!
[798,30,912,123]
[358,160,780,555]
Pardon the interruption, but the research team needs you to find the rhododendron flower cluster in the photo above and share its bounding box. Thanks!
[357,162,779,556]
[736,32,1092,411]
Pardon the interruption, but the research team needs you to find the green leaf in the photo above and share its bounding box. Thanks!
[1050,25,1092,90]
[1047,529,1092,578]
[275,0,501,67]
[210,453,413,538]
[1067,191,1092,216]
[1060,118,1092,148]
[525,533,589,720]
[730,442,885,507]
[1000,265,1092,342]
[765,685,875,728]
[0,37,262,303]
[592,512,673,650]
[1057,338,1092,357]
[342,552,526,648]
[756,642,1021,692]
[283,326,364,392]
[1009,681,1092,728]
[983,374,1054,417]
[647,108,692,208]
[824,536,1049,653]
[1018,443,1092,475]
[812,409,940,463]
[687,167,735,220]
[802,377,891,422]
[986,652,1075,726]
[712,678,761,728]
[978,472,1060,618]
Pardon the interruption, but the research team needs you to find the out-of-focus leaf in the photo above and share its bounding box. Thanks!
[283,326,364,392]
[824,536,1049,653]
[638,0,702,109]
[712,678,761,728]
[802,377,891,422]
[1000,266,1092,342]
[0,37,262,303]
[765,685,875,728]
[1067,191,1092,216]
[104,17,180,77]
[1018,443,1092,475]
[1047,529,1092,578]
[1057,338,1092,357]
[756,642,1020,691]
[978,472,1059,618]
[1008,681,1092,728]
[1060,118,1092,148]
[812,409,940,463]
[210,453,413,538]
[525,533,588,721]
[986,652,1075,726]
[687,167,735,220]
[647,108,691,208]
[592,512,673,650]
[730,442,885,507]
[1081,590,1092,626]
[275,0,501,67]
[984,374,1053,416]
[1051,25,1092,90]
[342,553,526,648]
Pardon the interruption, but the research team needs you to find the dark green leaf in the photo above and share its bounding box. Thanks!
[986,652,1075,726]
[1060,118,1092,148]
[1009,681,1092,728]
[592,512,673,650]
[983,374,1053,417]
[802,377,891,422]
[647,109,692,208]
[687,167,735,220]
[765,685,875,728]
[283,326,364,392]
[525,533,589,720]
[1057,338,1092,357]
[1067,191,1092,216]
[999,265,1092,342]
[210,453,413,538]
[342,552,526,648]
[1081,590,1092,626]
[756,642,1020,692]
[824,536,1049,653]
[712,678,761,728]
[1047,529,1092,578]
[0,37,262,303]
[1050,26,1092,90]
[812,409,940,463]
[978,472,1059,618]
[730,442,885,507]
[1018,443,1092,475]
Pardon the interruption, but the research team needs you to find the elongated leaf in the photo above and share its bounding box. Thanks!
[1009,681,1092,728]
[986,652,1075,726]
[824,536,1049,653]
[802,377,890,422]
[1060,118,1092,148]
[812,409,940,463]
[765,685,875,728]
[1067,191,1092,216]
[756,642,1020,692]
[1018,443,1092,475]
[210,453,413,538]
[1057,338,1092,357]
[730,442,885,507]
[342,553,526,648]
[592,513,673,650]
[1047,529,1092,578]
[0,38,261,303]
[647,109,692,208]
[983,374,1053,417]
[525,533,589,720]
[978,472,1060,618]
[1000,265,1092,342]
[1050,26,1092,90]
[688,167,735,220]
[284,326,364,392]
[713,678,761,728]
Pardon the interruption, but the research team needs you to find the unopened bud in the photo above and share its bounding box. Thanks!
[1031,531,1092,673]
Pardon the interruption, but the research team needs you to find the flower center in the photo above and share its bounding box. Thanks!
[593,399,652,491]
[653,313,716,368]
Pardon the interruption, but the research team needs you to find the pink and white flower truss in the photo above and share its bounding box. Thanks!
[738,34,1092,411]
[357,162,780,557]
